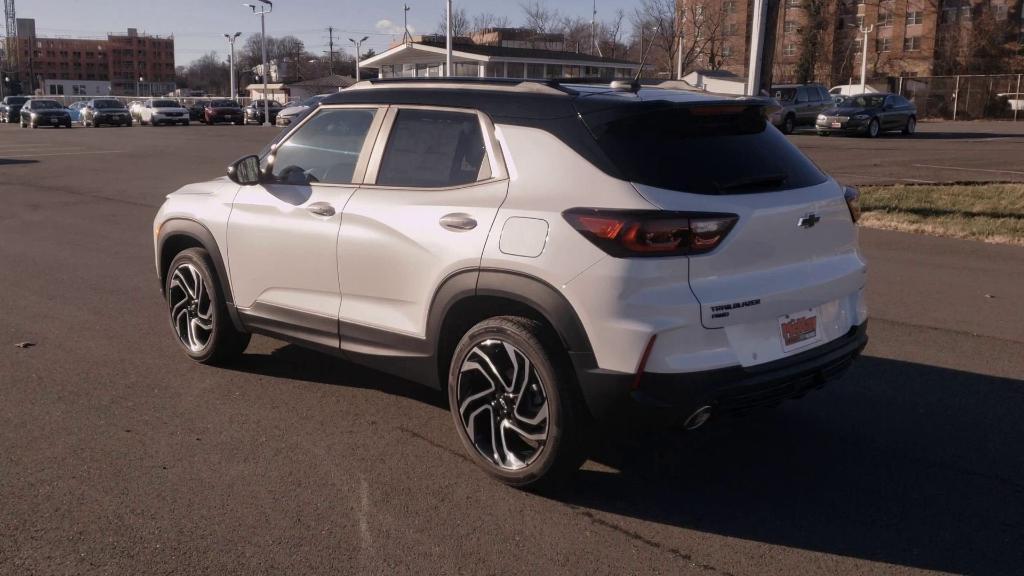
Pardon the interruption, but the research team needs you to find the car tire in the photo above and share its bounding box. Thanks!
[781,114,795,135]
[867,118,880,138]
[448,316,589,491]
[165,248,250,365]
[902,116,917,136]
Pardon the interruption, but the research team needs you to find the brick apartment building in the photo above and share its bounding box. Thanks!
[680,0,1024,87]
[6,18,175,96]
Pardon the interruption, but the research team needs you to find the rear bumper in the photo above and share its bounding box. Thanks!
[574,322,867,423]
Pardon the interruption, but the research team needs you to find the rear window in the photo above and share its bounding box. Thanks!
[31,100,62,109]
[587,104,827,195]
[94,99,124,108]
[211,100,238,108]
[772,88,797,102]
[152,100,179,108]
[7,97,28,105]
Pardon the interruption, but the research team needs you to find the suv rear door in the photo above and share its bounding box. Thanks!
[337,106,508,339]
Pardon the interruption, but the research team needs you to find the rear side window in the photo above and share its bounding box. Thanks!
[271,108,376,185]
[588,105,827,195]
[376,109,491,188]
[797,87,812,102]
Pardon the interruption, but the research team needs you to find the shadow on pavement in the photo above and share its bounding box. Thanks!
[226,345,1023,574]
[567,356,1024,575]
[0,159,39,166]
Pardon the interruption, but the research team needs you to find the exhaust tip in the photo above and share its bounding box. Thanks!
[683,405,713,431]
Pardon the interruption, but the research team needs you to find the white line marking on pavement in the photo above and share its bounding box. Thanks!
[902,178,937,183]
[2,150,122,158]
[912,164,1024,176]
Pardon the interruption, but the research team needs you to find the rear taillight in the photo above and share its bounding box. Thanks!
[563,208,738,257]
[843,185,861,223]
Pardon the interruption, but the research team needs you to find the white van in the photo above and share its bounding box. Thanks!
[830,84,880,96]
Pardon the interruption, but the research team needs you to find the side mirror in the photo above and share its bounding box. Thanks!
[228,155,261,186]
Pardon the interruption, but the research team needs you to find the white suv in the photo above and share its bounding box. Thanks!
[154,79,868,488]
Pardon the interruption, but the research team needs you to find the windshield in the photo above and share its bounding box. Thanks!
[772,88,797,102]
[844,94,886,108]
[94,99,124,108]
[31,100,62,109]
[152,100,180,108]
[586,104,827,195]
[211,100,239,108]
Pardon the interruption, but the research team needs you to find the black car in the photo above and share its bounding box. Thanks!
[244,99,282,125]
[816,93,917,138]
[202,99,244,125]
[82,98,132,127]
[19,99,72,128]
[0,95,29,123]
[189,100,210,121]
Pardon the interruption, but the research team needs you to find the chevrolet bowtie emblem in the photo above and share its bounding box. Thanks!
[798,213,821,228]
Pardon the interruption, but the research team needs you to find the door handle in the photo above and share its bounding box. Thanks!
[307,202,335,217]
[439,213,477,231]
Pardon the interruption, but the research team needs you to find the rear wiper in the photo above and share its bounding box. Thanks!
[713,173,788,193]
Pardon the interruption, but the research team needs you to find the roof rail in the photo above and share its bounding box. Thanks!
[348,77,574,96]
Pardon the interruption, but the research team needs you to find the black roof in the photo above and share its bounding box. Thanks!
[321,78,730,121]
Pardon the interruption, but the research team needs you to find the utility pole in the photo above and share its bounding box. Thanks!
[327,26,336,75]
[225,32,241,97]
[745,0,780,95]
[445,0,453,76]
[349,36,368,81]
[403,4,413,44]
[591,0,597,55]
[859,23,873,93]
[244,0,273,126]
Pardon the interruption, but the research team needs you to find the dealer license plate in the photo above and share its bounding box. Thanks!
[831,122,842,128]
[779,309,820,353]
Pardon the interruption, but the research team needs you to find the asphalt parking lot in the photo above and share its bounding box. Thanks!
[2,122,1023,575]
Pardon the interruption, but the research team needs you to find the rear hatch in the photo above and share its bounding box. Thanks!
[582,96,866,364]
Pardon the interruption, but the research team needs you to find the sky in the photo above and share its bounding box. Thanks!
[24,0,641,66]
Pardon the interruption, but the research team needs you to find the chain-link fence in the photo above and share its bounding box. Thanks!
[894,74,1024,121]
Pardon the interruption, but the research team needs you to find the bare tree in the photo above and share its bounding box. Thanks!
[521,1,561,34]
[599,9,627,59]
[632,0,681,77]
[437,6,471,37]
[473,12,511,32]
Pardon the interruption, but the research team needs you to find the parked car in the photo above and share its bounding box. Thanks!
[82,98,132,127]
[769,83,832,134]
[67,100,88,124]
[140,99,190,126]
[816,92,917,137]
[275,94,328,126]
[189,99,210,121]
[244,99,282,125]
[202,99,244,125]
[19,98,72,128]
[830,84,880,96]
[1,95,30,123]
[153,78,868,489]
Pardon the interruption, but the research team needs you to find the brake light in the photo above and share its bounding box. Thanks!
[843,185,861,223]
[563,208,738,257]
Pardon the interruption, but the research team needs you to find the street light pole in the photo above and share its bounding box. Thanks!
[225,32,241,97]
[859,24,873,93]
[244,0,273,126]
[445,0,453,76]
[349,36,368,82]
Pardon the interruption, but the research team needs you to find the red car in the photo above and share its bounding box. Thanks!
[202,100,244,125]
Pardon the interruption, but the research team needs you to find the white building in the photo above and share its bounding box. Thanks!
[40,79,112,97]
[360,35,640,80]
